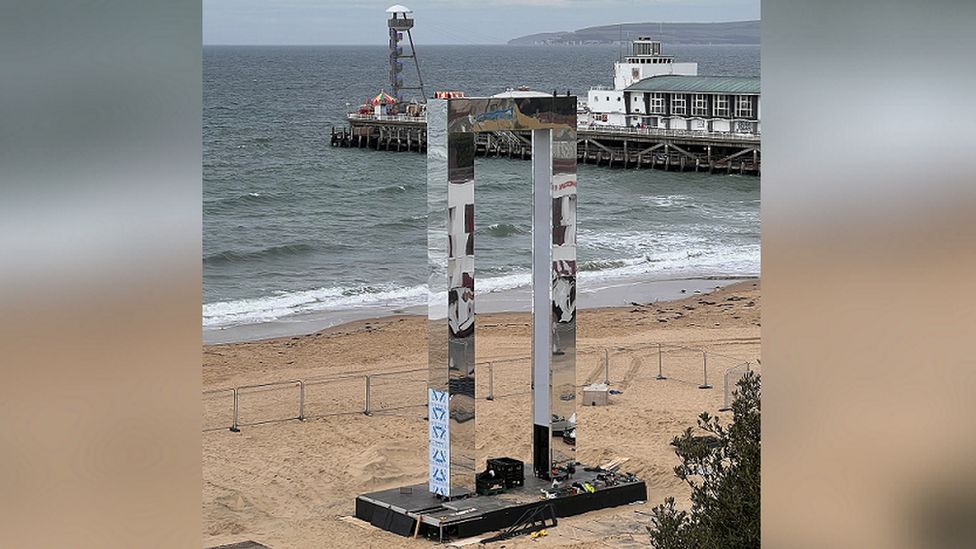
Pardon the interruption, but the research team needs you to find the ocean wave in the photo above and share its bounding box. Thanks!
[640,194,695,207]
[580,229,709,254]
[204,242,320,265]
[203,241,759,329]
[362,183,411,195]
[203,283,429,328]
[478,272,531,293]
[484,223,528,237]
[203,191,283,213]
[579,245,759,283]
[578,259,627,271]
[368,214,426,230]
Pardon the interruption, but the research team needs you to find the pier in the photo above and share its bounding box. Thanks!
[332,113,760,175]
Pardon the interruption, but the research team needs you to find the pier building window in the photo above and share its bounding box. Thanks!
[692,94,708,116]
[714,95,729,117]
[671,94,687,115]
[649,93,665,114]
[735,95,753,118]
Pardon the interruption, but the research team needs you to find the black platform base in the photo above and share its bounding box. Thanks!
[355,466,647,542]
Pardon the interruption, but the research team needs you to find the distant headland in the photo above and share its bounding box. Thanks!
[507,20,759,46]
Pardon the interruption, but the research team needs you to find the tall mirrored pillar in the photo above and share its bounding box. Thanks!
[427,99,476,497]
[531,123,578,479]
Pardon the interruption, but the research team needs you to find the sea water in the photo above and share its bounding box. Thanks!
[203,45,760,341]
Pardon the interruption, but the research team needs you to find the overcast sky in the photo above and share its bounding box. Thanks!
[203,0,760,45]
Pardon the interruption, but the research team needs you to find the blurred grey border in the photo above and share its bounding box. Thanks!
[763,1,976,547]
[2,0,975,547]
[0,2,202,548]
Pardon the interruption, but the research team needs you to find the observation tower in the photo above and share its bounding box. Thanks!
[387,5,427,103]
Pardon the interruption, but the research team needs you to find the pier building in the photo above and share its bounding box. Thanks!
[619,75,760,134]
[584,37,760,137]
[586,36,698,127]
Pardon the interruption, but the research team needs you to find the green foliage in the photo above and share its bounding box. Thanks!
[647,371,761,549]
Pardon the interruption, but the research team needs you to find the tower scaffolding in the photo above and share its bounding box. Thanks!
[387,5,427,104]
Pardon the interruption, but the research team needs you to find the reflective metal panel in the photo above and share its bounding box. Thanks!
[531,129,553,479]
[427,99,451,496]
[428,99,476,497]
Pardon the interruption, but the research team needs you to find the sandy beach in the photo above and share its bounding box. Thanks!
[203,279,760,548]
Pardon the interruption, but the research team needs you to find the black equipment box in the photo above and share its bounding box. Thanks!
[487,457,525,488]
[476,475,505,496]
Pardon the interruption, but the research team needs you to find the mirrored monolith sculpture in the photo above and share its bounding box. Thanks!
[427,99,477,497]
[428,96,577,497]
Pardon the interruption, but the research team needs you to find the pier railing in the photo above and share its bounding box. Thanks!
[580,124,760,142]
[345,112,760,142]
[203,341,759,433]
[346,113,426,123]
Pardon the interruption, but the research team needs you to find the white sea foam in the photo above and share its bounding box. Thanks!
[203,284,429,328]
[639,194,695,207]
[202,239,759,329]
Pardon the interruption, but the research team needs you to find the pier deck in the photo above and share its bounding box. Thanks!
[332,114,760,175]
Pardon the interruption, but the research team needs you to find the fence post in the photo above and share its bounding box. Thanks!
[230,388,240,432]
[298,381,305,421]
[656,343,666,380]
[719,367,732,412]
[603,349,610,384]
[487,362,494,401]
[699,351,712,389]
[364,375,371,415]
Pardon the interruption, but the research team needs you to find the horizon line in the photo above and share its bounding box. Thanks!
[202,41,761,47]
[203,18,760,48]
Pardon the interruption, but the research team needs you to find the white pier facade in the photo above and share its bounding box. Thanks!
[584,37,760,138]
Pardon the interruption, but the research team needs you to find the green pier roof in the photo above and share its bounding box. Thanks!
[624,75,760,95]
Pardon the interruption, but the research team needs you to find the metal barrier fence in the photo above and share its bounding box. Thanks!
[303,373,366,419]
[235,380,302,429]
[367,369,429,417]
[720,362,754,412]
[202,343,758,432]
[203,388,235,432]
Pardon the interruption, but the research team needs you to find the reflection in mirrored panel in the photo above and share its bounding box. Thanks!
[549,125,577,474]
[446,130,476,495]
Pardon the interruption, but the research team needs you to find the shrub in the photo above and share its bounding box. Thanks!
[647,371,761,549]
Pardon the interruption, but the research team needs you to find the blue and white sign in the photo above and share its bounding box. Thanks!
[428,388,450,496]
